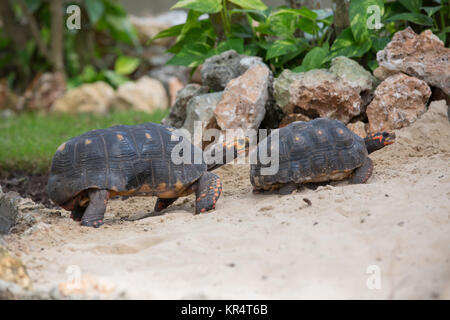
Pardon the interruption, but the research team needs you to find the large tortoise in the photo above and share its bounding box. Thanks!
[250,118,395,194]
[48,122,243,228]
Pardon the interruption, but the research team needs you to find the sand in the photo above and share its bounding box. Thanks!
[4,100,450,299]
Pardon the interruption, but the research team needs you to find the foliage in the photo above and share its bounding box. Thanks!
[154,0,449,74]
[0,109,168,173]
[0,0,140,91]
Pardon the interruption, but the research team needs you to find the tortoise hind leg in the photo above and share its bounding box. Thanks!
[350,157,374,184]
[194,172,222,214]
[154,197,178,212]
[81,189,109,228]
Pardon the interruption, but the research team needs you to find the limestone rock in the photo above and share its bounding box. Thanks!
[0,246,32,290]
[214,63,269,130]
[330,56,378,108]
[24,72,66,112]
[149,65,190,86]
[0,81,18,111]
[201,50,244,92]
[279,113,312,127]
[201,50,267,92]
[274,69,362,124]
[111,76,168,113]
[347,121,367,138]
[373,66,399,81]
[330,56,378,92]
[183,92,223,137]
[0,192,18,234]
[366,74,431,132]
[377,27,450,95]
[51,81,114,114]
[161,84,209,128]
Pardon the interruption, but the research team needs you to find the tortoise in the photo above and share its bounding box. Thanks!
[47,122,246,228]
[250,118,395,194]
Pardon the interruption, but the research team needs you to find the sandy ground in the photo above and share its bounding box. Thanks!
[4,100,450,299]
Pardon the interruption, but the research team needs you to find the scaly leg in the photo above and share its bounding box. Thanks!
[81,189,109,228]
[194,172,222,214]
[350,157,374,184]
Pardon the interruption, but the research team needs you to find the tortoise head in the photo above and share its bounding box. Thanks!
[364,131,396,154]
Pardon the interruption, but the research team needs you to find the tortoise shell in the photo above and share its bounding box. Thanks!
[48,122,206,206]
[250,118,368,189]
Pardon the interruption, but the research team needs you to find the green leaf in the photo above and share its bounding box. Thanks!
[114,56,140,75]
[243,43,261,56]
[215,37,245,54]
[272,8,317,20]
[399,0,422,13]
[371,36,390,51]
[437,31,446,43]
[171,0,222,14]
[79,65,99,83]
[229,8,268,22]
[102,70,129,88]
[328,28,372,60]
[292,65,306,73]
[176,10,203,44]
[268,12,298,38]
[85,0,104,24]
[105,15,139,45]
[231,23,254,38]
[167,42,210,67]
[298,17,319,35]
[367,59,378,71]
[300,46,329,71]
[437,27,450,43]
[228,0,267,11]
[421,6,441,17]
[152,24,184,41]
[384,12,433,26]
[266,39,299,60]
[349,0,384,43]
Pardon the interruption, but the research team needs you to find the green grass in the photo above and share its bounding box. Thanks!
[0,109,168,174]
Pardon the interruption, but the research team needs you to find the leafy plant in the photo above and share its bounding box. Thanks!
[0,0,140,91]
[155,0,449,75]
[153,0,333,74]
[329,0,449,71]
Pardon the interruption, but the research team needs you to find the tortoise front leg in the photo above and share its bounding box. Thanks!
[154,197,178,212]
[194,172,222,214]
[81,189,109,228]
[350,157,374,184]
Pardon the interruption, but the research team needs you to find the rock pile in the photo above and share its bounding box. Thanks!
[158,27,445,142]
[377,27,450,95]
[366,74,431,132]
[51,76,169,114]
[161,50,280,148]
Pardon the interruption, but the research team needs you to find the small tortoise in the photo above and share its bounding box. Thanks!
[48,122,244,228]
[250,118,395,194]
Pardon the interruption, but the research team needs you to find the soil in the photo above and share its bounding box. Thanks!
[0,172,53,208]
[1,100,450,299]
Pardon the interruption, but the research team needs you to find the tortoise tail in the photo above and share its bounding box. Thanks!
[205,137,250,171]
